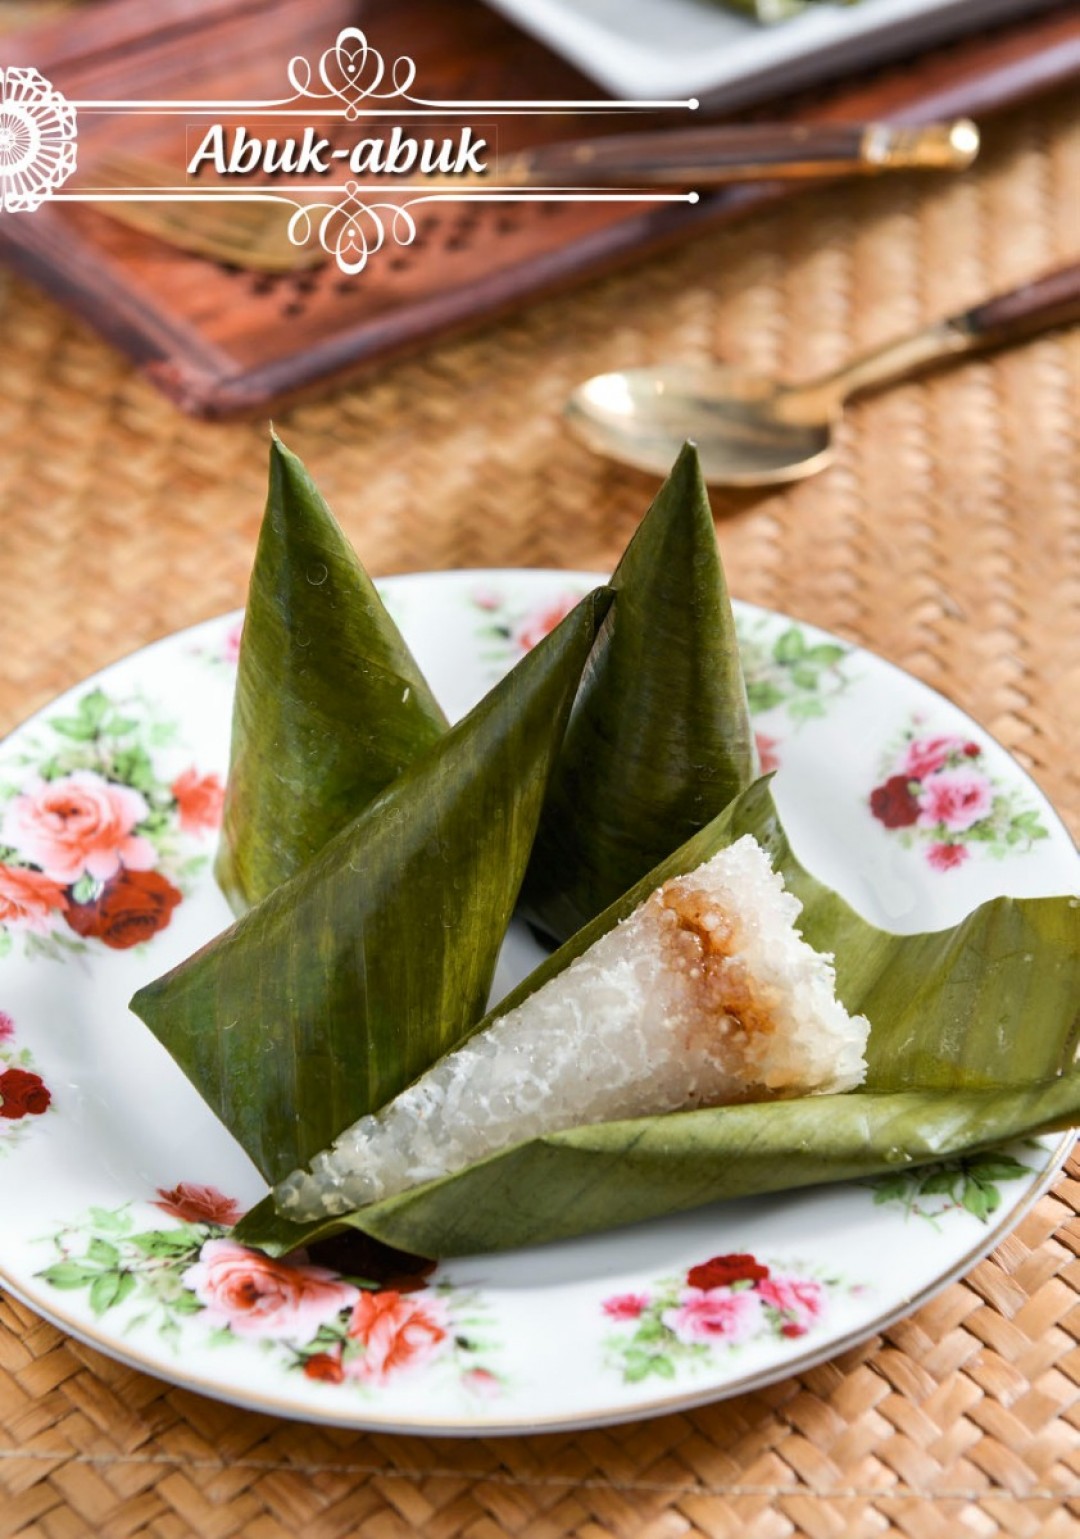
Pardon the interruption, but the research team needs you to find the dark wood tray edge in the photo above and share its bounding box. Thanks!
[1,3,1078,418]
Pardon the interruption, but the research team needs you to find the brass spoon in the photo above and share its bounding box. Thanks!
[566,263,1080,486]
[84,154,324,273]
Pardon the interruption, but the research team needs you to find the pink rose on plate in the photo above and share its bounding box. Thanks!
[662,1287,763,1347]
[2,771,154,884]
[222,620,244,664]
[603,1292,650,1321]
[0,1012,13,1044]
[171,769,225,835]
[0,864,68,933]
[755,734,781,776]
[462,1368,502,1399]
[183,1239,359,1340]
[470,586,503,613]
[902,735,967,779]
[345,1289,449,1384]
[927,842,970,873]
[917,767,993,833]
[758,1275,826,1336]
[514,593,581,653]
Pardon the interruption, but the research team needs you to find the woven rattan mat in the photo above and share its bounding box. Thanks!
[0,83,1078,1539]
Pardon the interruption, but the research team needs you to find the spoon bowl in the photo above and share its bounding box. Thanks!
[565,263,1080,488]
[566,366,836,485]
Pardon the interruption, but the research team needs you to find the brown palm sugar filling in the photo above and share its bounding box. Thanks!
[650,874,787,1096]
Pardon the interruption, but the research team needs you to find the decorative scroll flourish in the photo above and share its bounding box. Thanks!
[0,68,77,212]
[5,24,695,275]
[286,27,418,120]
[287,185,417,275]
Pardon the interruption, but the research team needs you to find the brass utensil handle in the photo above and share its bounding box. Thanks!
[960,262,1080,348]
[512,120,979,188]
[785,260,1080,416]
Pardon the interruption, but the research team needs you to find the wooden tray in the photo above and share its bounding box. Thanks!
[1,0,1078,418]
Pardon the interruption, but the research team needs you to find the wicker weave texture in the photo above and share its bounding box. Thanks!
[0,88,1077,1539]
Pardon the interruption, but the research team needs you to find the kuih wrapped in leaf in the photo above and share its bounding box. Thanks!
[273,830,871,1221]
[132,588,611,1184]
[235,780,1080,1259]
[520,442,758,944]
[216,435,447,915]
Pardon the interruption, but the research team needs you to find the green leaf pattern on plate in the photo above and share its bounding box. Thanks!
[867,1150,1035,1226]
[736,615,855,725]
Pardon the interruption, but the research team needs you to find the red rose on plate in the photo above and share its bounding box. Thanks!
[0,864,68,934]
[345,1289,448,1384]
[755,733,781,775]
[65,868,182,949]
[153,1182,243,1226]
[686,1253,770,1290]
[303,1351,345,1384]
[602,1292,649,1321]
[927,842,970,873]
[171,768,225,835]
[514,594,581,653]
[0,1067,51,1119]
[902,734,965,780]
[869,775,920,829]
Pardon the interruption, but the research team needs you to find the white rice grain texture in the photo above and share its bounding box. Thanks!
[274,835,869,1219]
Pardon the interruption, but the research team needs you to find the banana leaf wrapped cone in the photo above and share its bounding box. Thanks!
[520,442,758,945]
[273,830,871,1220]
[235,780,1080,1258]
[132,588,612,1184]
[215,435,448,916]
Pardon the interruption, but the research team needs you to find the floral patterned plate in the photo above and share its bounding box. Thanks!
[0,570,1076,1433]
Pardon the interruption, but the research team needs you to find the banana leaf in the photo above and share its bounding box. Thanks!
[718,0,856,18]
[721,0,807,18]
[132,588,612,1184]
[239,1078,1080,1258]
[215,435,448,915]
[235,779,1080,1256]
[519,442,757,944]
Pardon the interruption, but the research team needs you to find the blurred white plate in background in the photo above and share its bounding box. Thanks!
[484,0,1055,106]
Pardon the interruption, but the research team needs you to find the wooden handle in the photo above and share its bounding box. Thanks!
[792,259,1080,413]
[514,120,978,188]
[960,263,1080,347]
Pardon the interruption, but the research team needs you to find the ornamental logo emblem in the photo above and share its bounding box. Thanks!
[0,29,696,272]
[0,67,78,213]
